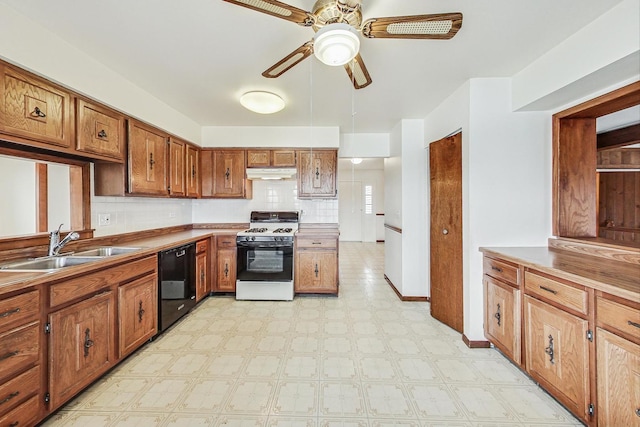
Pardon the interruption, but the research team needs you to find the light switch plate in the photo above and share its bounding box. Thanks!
[98,213,111,226]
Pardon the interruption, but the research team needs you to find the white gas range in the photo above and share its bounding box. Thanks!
[235,211,299,301]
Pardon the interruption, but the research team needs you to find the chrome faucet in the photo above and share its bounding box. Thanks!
[48,224,80,256]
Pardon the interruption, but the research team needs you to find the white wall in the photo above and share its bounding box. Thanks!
[47,163,71,230]
[0,4,201,143]
[338,164,384,242]
[0,156,35,236]
[512,0,640,111]
[201,126,339,148]
[339,133,390,158]
[384,124,403,291]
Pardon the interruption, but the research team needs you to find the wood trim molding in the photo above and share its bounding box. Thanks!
[383,275,429,302]
[36,163,48,232]
[597,123,640,150]
[548,237,640,264]
[462,334,491,349]
[384,224,402,234]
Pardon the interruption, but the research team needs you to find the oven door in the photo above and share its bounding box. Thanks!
[236,242,293,282]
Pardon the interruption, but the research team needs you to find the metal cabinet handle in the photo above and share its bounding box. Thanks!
[544,334,554,364]
[491,266,503,273]
[31,106,46,118]
[635,408,640,417]
[225,168,230,180]
[0,350,19,361]
[628,320,640,329]
[138,300,145,323]
[201,270,205,284]
[192,165,196,179]
[314,263,319,278]
[0,391,19,406]
[0,307,20,318]
[315,167,320,179]
[149,153,155,169]
[224,263,229,277]
[540,286,558,295]
[83,328,94,357]
[494,303,501,326]
[442,229,448,235]
[97,129,108,138]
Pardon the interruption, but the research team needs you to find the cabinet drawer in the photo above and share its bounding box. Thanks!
[196,239,209,254]
[296,238,337,249]
[0,322,39,382]
[0,365,40,415]
[0,290,39,333]
[217,235,236,247]
[524,271,588,315]
[483,257,518,286]
[597,297,640,340]
[50,256,156,308]
[0,394,39,427]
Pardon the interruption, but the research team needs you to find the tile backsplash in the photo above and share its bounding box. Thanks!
[91,180,337,236]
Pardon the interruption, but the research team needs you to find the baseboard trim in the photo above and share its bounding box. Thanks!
[383,275,430,302]
[376,239,384,243]
[462,334,491,348]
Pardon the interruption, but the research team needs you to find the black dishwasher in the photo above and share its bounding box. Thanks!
[158,243,196,332]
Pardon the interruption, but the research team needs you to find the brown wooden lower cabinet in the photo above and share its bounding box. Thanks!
[118,275,158,358]
[216,248,236,292]
[294,233,339,294]
[0,394,40,427]
[196,243,209,300]
[48,291,115,409]
[484,275,521,364]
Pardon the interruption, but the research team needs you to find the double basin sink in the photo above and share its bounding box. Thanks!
[0,246,142,272]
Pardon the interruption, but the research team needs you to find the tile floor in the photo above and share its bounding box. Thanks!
[43,242,582,426]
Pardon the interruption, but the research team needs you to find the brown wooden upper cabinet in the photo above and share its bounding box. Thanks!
[200,149,251,198]
[297,149,337,198]
[76,99,126,161]
[247,149,296,167]
[185,144,200,198]
[128,120,169,196]
[0,62,72,149]
[168,137,186,197]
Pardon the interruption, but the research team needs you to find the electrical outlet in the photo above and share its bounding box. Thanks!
[98,213,111,226]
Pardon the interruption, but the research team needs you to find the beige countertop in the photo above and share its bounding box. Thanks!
[480,246,640,302]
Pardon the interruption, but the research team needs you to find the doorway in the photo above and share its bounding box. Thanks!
[429,132,463,333]
[339,180,363,241]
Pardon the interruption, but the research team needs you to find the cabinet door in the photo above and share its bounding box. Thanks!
[0,64,72,148]
[216,248,236,292]
[484,276,521,364]
[596,328,640,427]
[295,251,338,293]
[247,150,270,167]
[128,121,168,196]
[186,145,200,197]
[213,150,246,197]
[76,99,125,160]
[524,295,590,421]
[272,150,296,167]
[168,137,186,197]
[196,251,208,301]
[118,275,157,358]
[298,150,337,198]
[49,292,115,409]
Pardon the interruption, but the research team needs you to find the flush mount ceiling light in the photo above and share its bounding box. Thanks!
[350,158,363,164]
[240,91,285,114]
[313,23,360,66]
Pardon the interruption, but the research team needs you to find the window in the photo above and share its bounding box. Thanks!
[365,185,373,214]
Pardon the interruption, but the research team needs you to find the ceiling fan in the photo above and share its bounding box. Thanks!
[222,0,463,89]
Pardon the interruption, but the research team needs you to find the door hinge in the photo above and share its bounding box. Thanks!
[586,329,593,342]
[588,403,594,417]
[44,322,51,334]
[44,392,50,403]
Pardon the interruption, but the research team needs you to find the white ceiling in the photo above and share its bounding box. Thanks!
[1,0,624,134]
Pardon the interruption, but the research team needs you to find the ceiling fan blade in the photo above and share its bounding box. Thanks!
[222,0,314,26]
[344,53,372,90]
[362,13,463,39]
[262,41,313,78]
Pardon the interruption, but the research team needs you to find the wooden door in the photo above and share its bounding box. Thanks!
[185,145,200,197]
[596,328,640,427]
[169,137,185,197]
[213,150,245,197]
[76,99,125,161]
[295,251,338,293]
[118,275,157,358]
[484,276,521,364]
[196,251,208,301]
[429,132,463,333]
[216,248,236,292]
[298,150,337,198]
[128,121,168,196]
[49,292,114,409]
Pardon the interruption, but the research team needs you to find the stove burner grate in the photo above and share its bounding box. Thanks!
[273,228,293,233]
[245,227,268,233]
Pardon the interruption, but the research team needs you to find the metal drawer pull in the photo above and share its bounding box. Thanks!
[9,422,18,427]
[97,129,108,138]
[491,266,503,273]
[312,242,322,245]
[0,350,19,361]
[0,307,20,318]
[628,320,640,329]
[544,335,555,364]
[31,106,46,118]
[494,303,501,326]
[138,300,145,323]
[0,391,19,406]
[539,286,558,295]
[84,328,94,357]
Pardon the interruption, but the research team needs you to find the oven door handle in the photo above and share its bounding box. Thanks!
[237,242,293,249]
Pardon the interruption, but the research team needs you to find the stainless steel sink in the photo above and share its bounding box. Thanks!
[74,246,142,257]
[0,256,103,271]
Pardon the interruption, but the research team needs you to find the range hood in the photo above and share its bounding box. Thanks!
[246,167,297,180]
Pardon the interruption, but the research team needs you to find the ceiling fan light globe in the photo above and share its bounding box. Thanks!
[314,23,360,66]
[240,91,285,114]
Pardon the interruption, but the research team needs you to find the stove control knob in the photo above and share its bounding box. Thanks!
[251,236,256,241]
